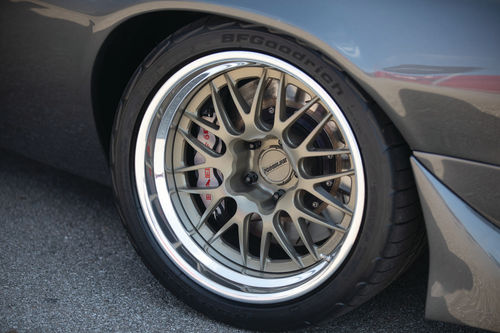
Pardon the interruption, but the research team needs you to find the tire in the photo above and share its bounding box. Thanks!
[111,17,424,331]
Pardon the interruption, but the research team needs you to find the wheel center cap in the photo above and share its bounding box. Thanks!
[258,146,292,185]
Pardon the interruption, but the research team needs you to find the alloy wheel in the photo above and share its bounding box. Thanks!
[134,51,365,303]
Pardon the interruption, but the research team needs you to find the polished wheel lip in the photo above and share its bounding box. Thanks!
[135,51,365,303]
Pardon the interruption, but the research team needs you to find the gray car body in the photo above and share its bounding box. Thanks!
[1,0,499,331]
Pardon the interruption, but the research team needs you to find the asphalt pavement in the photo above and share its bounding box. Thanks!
[0,149,485,332]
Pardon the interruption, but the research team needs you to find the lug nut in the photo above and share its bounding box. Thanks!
[312,201,319,208]
[273,189,286,201]
[244,172,258,184]
[327,155,334,159]
[268,107,275,114]
[248,141,261,150]
[326,180,333,187]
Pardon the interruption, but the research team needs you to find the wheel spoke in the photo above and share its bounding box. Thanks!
[183,111,219,134]
[238,217,250,266]
[259,231,271,271]
[196,196,224,229]
[297,112,332,150]
[292,218,319,260]
[178,128,220,160]
[295,206,346,233]
[177,186,219,196]
[249,68,268,127]
[272,218,304,268]
[173,163,208,173]
[308,186,353,216]
[209,82,239,136]
[208,218,237,244]
[303,169,355,185]
[300,148,350,159]
[274,72,286,126]
[224,73,249,117]
[281,96,319,130]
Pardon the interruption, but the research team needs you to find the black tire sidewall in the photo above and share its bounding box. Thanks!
[112,22,397,329]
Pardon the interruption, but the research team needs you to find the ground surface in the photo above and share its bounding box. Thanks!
[0,150,485,332]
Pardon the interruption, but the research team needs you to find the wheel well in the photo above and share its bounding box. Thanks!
[91,11,205,155]
[91,11,411,161]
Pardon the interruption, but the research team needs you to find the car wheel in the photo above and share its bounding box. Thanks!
[111,17,424,330]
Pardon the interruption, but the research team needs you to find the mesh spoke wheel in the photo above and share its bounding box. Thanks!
[134,51,365,302]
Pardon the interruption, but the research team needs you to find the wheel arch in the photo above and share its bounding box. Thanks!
[90,4,410,159]
[91,10,205,155]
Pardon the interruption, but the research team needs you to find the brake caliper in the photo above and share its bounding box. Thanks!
[194,108,224,214]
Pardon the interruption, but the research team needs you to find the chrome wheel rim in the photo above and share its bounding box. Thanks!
[135,51,365,303]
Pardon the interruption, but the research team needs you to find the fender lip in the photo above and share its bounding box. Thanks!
[411,157,500,332]
[414,151,500,228]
